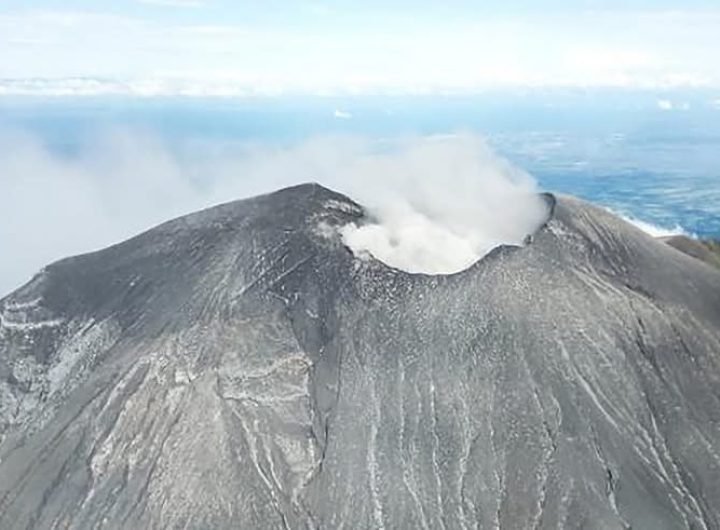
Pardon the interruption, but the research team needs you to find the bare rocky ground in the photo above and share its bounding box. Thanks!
[661,235,720,269]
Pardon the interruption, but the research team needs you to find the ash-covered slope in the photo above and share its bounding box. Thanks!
[660,235,720,270]
[1,183,720,529]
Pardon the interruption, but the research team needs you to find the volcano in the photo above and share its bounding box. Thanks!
[1,183,719,529]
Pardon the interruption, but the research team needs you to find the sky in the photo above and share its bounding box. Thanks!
[1,1,720,95]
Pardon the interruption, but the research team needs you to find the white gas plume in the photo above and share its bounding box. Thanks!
[0,131,548,295]
[333,135,548,274]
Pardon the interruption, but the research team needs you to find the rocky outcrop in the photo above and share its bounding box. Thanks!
[661,235,720,269]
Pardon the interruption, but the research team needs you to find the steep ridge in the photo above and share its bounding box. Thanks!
[1,183,719,529]
[660,235,720,269]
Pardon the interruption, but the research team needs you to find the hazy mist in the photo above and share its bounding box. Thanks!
[1,131,550,295]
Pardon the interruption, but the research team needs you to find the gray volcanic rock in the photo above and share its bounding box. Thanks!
[1,183,720,529]
[660,235,720,269]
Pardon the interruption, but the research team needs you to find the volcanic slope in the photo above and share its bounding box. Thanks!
[1,183,720,529]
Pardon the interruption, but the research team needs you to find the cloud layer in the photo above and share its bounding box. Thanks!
[1,8,720,91]
[613,211,693,238]
[0,131,547,295]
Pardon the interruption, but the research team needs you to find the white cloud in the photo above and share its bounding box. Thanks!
[137,0,207,7]
[305,3,333,16]
[656,99,691,111]
[0,78,128,97]
[0,78,256,97]
[613,211,693,238]
[0,131,549,295]
[1,8,720,91]
[333,109,352,119]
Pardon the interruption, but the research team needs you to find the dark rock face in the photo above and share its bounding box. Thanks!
[660,235,720,269]
[1,183,720,529]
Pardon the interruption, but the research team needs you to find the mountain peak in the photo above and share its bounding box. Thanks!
[1,186,720,529]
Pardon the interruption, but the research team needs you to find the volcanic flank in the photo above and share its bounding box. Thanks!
[1,183,720,529]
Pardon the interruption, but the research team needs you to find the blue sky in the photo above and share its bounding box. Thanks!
[1,1,719,95]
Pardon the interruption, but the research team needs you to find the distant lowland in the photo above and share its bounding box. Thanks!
[2,91,719,240]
